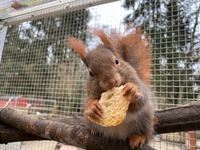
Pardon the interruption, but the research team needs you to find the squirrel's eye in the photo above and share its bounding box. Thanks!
[89,71,94,77]
[115,59,120,65]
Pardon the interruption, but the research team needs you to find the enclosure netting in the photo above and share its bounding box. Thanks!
[0,0,200,150]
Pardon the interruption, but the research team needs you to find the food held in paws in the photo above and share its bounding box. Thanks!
[88,86,129,127]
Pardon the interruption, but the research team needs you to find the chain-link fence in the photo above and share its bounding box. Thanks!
[0,0,200,150]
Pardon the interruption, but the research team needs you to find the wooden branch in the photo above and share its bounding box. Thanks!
[0,101,200,150]
[155,101,200,134]
[0,123,45,144]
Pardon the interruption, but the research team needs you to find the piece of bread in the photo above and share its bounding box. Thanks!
[88,86,129,127]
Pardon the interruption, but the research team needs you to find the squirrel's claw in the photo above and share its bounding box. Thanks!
[122,82,142,102]
[129,135,146,149]
[84,99,103,120]
[90,127,99,135]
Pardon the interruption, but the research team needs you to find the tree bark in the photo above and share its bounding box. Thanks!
[0,123,45,144]
[0,101,200,150]
[155,101,200,134]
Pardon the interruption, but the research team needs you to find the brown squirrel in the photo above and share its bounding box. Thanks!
[67,28,154,149]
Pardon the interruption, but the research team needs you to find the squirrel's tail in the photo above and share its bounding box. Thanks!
[116,28,152,85]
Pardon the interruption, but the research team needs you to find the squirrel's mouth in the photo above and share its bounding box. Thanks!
[100,74,122,90]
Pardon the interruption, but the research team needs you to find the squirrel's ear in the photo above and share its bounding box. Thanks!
[94,29,113,50]
[67,37,87,64]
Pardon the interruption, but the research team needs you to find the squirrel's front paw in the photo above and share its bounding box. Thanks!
[122,82,141,103]
[84,99,103,120]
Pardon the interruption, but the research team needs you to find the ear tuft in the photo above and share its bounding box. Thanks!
[93,29,113,49]
[66,37,87,62]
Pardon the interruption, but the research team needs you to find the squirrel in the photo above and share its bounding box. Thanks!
[67,28,154,149]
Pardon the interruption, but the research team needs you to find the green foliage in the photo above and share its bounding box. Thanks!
[123,0,200,105]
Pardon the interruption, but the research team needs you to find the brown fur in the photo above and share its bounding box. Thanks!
[67,28,154,149]
[67,37,87,63]
[113,28,152,85]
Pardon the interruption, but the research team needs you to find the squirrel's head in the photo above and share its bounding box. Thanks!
[67,30,123,90]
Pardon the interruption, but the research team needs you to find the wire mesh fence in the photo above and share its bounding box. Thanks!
[0,0,200,150]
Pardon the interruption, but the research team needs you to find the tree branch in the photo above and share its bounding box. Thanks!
[0,101,200,150]
[0,123,45,144]
[155,101,200,134]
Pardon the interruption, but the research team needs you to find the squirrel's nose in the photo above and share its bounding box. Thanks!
[105,74,122,89]
[107,79,118,89]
